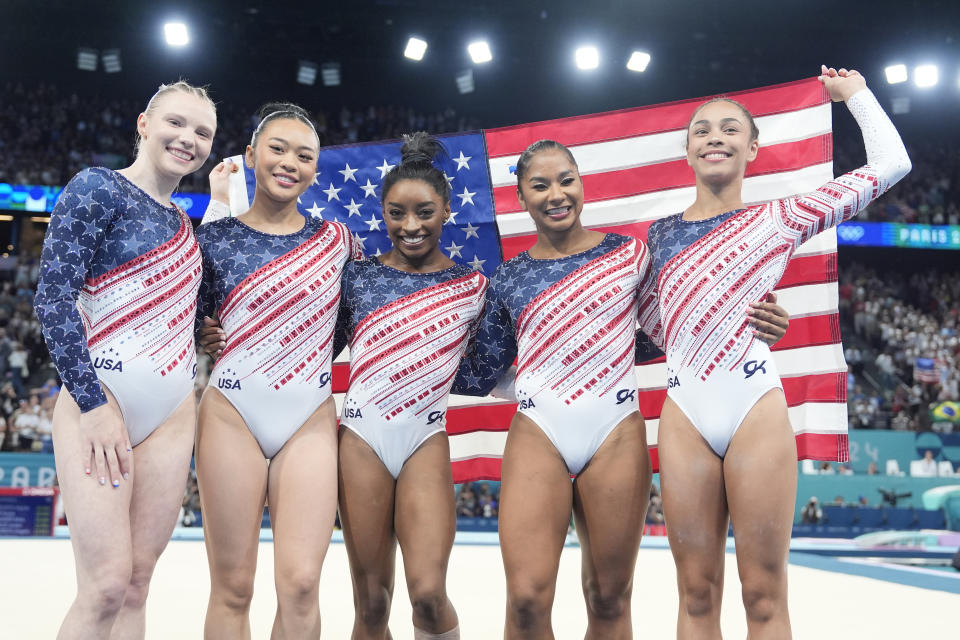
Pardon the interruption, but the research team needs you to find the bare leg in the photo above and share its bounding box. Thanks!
[197,388,268,640]
[53,389,135,640]
[110,393,197,639]
[724,390,795,639]
[658,397,729,640]
[268,397,339,639]
[499,414,573,640]
[338,427,397,640]
[572,412,651,640]
[395,432,459,635]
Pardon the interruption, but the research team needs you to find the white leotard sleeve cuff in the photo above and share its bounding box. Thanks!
[201,199,232,225]
[490,365,517,401]
[846,89,912,187]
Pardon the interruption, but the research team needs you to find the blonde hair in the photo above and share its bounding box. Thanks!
[134,80,217,155]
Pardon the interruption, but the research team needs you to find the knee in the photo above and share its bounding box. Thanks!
[121,565,157,611]
[740,574,785,624]
[82,567,133,619]
[679,578,720,619]
[355,586,391,630]
[409,585,447,626]
[276,568,320,610]
[583,578,631,622]
[506,583,552,631]
[213,568,256,612]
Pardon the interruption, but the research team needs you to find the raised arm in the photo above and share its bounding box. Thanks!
[777,66,911,249]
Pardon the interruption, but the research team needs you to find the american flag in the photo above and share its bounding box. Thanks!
[221,77,849,481]
[914,357,942,384]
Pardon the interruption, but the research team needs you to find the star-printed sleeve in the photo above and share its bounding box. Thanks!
[34,169,118,412]
[451,280,517,396]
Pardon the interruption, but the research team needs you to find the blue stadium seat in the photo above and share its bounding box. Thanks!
[822,505,856,527]
[856,508,886,528]
[883,507,917,529]
[916,509,946,529]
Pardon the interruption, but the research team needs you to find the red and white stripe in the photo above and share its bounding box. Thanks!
[325,78,844,481]
[453,78,845,480]
[346,272,487,421]
[216,222,354,388]
[515,239,645,403]
[79,208,202,378]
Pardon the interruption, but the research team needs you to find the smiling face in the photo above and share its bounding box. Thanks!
[685,100,759,186]
[136,90,216,180]
[382,178,449,264]
[246,117,318,204]
[517,148,585,236]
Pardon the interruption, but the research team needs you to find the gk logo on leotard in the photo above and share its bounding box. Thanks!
[743,360,767,379]
[615,389,636,404]
[318,372,331,388]
[427,411,445,425]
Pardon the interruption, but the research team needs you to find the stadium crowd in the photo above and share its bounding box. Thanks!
[0,81,480,192]
[1,82,958,522]
[835,139,959,224]
[840,261,960,432]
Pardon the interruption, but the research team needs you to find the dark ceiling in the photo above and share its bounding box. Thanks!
[2,0,958,128]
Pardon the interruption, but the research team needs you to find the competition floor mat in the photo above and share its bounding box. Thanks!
[2,530,956,637]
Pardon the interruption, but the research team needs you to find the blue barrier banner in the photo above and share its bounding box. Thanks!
[838,221,960,250]
[0,183,210,219]
[0,453,57,487]
[847,430,960,473]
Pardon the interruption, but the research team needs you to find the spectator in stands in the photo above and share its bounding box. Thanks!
[914,450,938,477]
[866,461,879,475]
[7,341,28,397]
[646,485,665,524]
[800,497,822,524]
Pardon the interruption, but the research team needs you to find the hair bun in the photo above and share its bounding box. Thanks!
[258,102,310,121]
[400,131,446,166]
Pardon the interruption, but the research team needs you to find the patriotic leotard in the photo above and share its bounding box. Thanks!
[35,168,202,445]
[454,233,658,474]
[641,89,911,456]
[338,258,488,478]
[196,216,359,458]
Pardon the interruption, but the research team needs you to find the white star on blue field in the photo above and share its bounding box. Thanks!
[237,132,502,277]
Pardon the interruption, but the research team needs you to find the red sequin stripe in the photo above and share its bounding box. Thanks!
[219,222,339,318]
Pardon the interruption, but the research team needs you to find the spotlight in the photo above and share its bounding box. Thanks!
[575,46,599,70]
[626,51,650,72]
[164,22,189,47]
[102,49,121,73]
[76,48,98,72]
[404,37,428,61]
[456,69,475,94]
[467,40,492,64]
[914,64,938,88]
[321,63,341,87]
[884,64,907,84]
[297,60,317,85]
